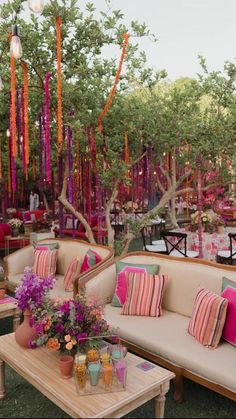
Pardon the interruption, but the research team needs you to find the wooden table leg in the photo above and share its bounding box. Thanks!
[154,382,169,418]
[0,358,6,399]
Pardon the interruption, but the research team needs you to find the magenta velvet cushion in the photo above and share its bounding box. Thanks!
[80,249,102,273]
[221,286,236,346]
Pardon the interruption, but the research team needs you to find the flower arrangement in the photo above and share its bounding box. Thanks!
[30,289,114,356]
[191,210,212,226]
[7,218,23,229]
[6,207,16,215]
[15,267,55,312]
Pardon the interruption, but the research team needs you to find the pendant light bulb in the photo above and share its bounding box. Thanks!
[0,76,3,91]
[10,25,22,60]
[28,0,44,13]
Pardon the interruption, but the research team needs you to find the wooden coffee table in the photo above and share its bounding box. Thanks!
[0,333,174,418]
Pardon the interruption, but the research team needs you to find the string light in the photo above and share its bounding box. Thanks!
[6,129,10,137]
[28,0,44,13]
[0,76,3,91]
[10,25,22,59]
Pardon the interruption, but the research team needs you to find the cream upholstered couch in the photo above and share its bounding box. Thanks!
[77,251,236,403]
[3,238,114,299]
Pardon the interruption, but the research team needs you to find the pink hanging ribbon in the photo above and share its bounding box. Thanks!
[44,73,52,183]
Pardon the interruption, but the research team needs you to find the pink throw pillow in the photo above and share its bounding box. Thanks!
[33,249,58,278]
[64,257,81,292]
[80,249,102,273]
[221,286,236,346]
[188,287,228,349]
[121,272,168,317]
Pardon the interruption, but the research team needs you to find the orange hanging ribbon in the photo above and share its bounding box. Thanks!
[56,16,63,146]
[98,33,130,133]
[22,63,29,167]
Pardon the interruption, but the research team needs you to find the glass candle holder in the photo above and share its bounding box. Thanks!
[75,363,87,389]
[103,363,113,388]
[88,363,101,386]
[115,360,127,388]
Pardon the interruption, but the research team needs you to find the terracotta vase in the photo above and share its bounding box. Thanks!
[59,355,74,379]
[15,308,37,348]
[0,284,6,299]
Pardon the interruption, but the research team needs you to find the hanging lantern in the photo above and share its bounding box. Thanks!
[28,0,44,13]
[0,76,3,91]
[10,25,22,59]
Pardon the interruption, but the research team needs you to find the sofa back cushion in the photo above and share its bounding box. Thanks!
[37,239,111,275]
[115,254,236,317]
[0,223,11,236]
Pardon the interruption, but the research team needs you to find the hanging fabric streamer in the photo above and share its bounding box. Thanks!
[9,93,16,193]
[97,33,129,133]
[44,72,52,183]
[67,126,73,204]
[38,112,43,193]
[21,88,27,178]
[16,88,21,156]
[56,16,63,147]
[0,133,2,180]
[22,63,29,167]
[10,54,17,158]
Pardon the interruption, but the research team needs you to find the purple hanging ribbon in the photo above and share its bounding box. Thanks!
[10,92,16,193]
[44,73,52,183]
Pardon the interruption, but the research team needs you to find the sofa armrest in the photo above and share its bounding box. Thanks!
[77,261,116,305]
[4,245,34,276]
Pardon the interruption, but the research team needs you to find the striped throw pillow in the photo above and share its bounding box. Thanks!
[188,287,228,349]
[121,272,168,317]
[33,249,58,278]
[64,257,81,292]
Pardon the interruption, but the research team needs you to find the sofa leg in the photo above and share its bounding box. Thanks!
[173,374,184,403]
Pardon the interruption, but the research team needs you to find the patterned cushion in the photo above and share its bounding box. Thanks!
[121,272,168,317]
[80,249,102,273]
[221,286,236,346]
[33,242,59,251]
[187,287,228,349]
[64,257,81,292]
[33,249,58,278]
[111,261,159,307]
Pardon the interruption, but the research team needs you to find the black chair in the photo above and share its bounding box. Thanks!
[160,231,199,258]
[141,227,167,254]
[217,233,236,265]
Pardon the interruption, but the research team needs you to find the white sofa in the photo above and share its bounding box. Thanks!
[3,238,114,299]
[79,251,236,402]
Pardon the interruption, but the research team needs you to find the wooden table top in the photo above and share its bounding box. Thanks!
[0,333,174,418]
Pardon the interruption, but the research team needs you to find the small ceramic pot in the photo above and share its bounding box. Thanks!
[59,355,74,379]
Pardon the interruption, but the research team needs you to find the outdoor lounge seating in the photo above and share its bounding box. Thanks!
[3,238,114,298]
[0,223,29,254]
[75,252,236,403]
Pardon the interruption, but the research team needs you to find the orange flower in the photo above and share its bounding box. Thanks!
[64,334,71,343]
[66,341,73,350]
[46,338,60,350]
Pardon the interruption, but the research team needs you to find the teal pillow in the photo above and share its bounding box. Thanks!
[222,276,236,291]
[111,261,160,307]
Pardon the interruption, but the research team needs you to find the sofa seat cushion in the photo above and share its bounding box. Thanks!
[8,273,73,299]
[49,274,73,299]
[104,305,236,392]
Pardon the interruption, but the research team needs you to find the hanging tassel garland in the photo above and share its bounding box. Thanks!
[98,33,130,133]
[56,17,63,147]
[10,55,17,157]
[22,63,29,165]
[44,72,52,183]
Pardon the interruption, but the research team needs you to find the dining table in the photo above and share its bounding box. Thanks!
[175,227,236,261]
